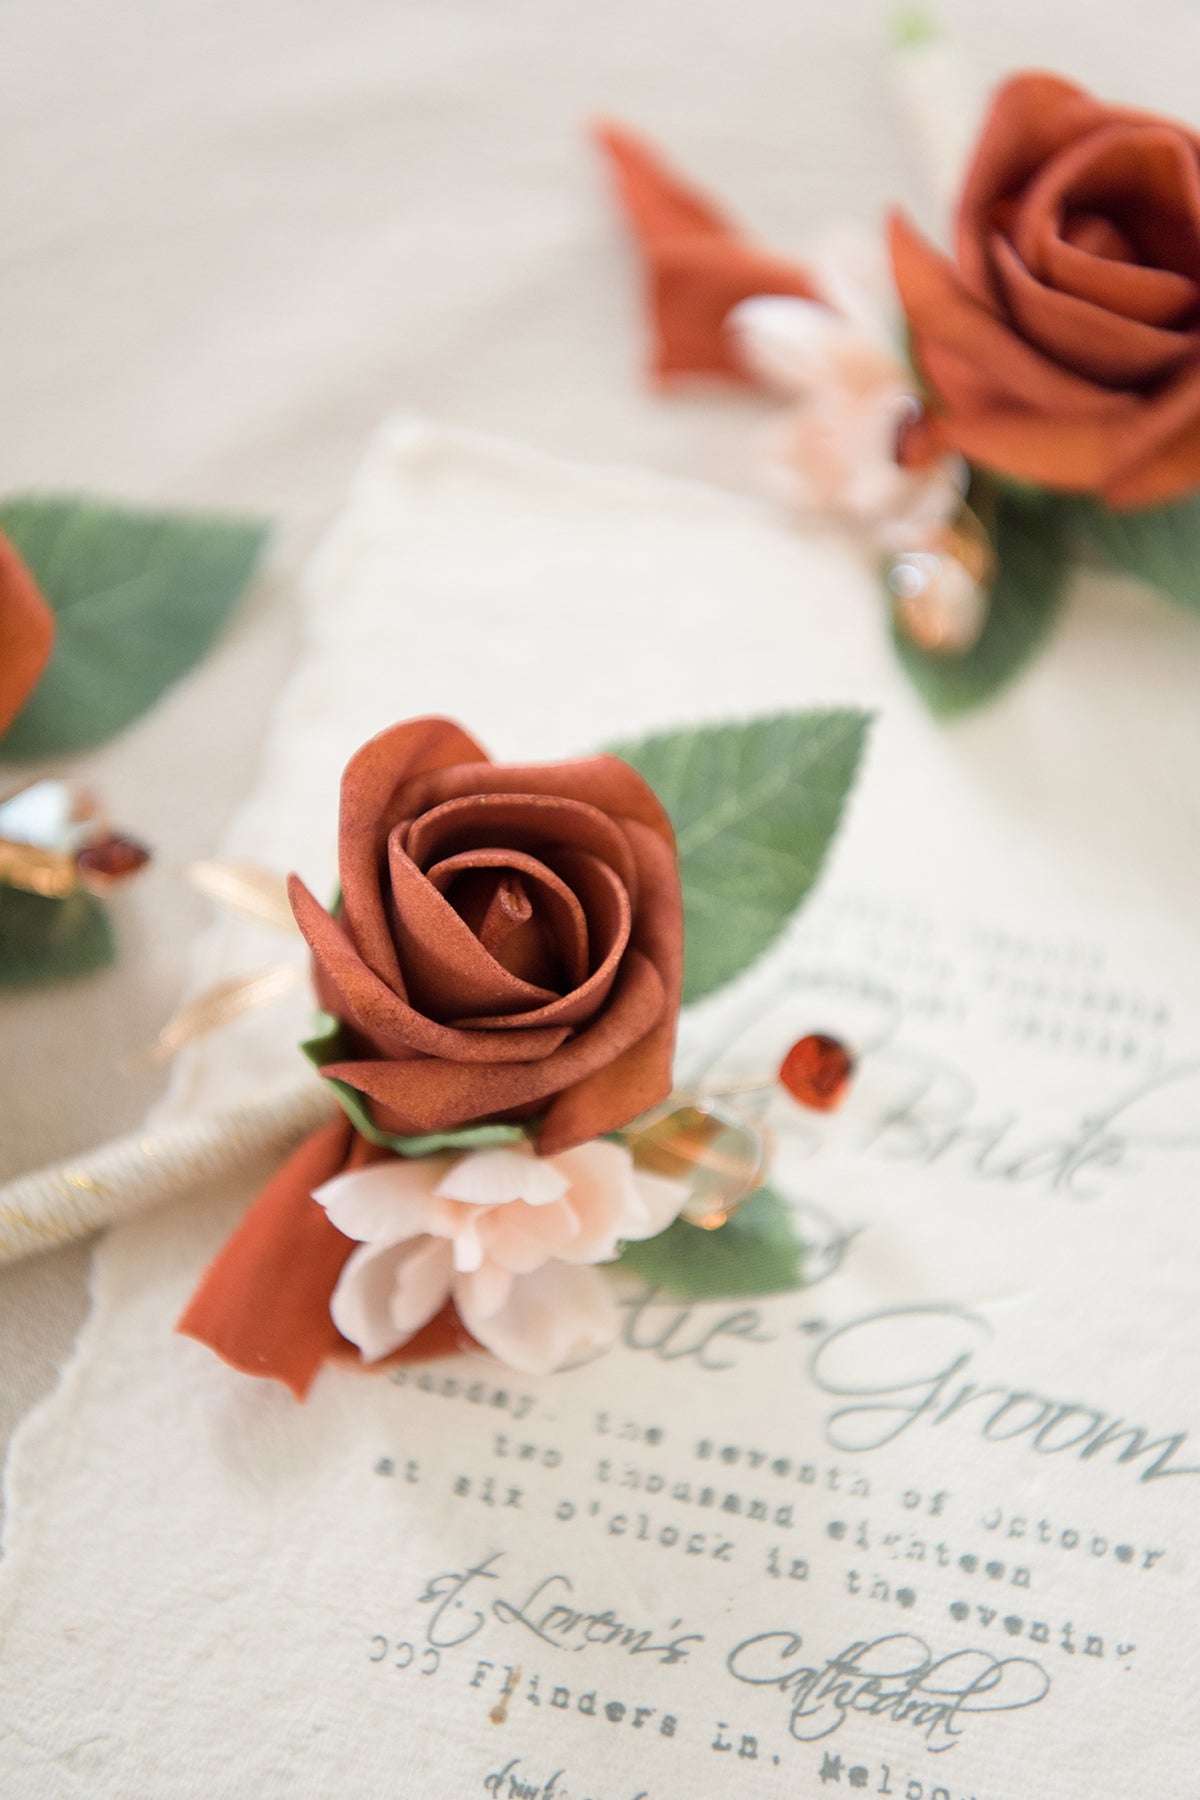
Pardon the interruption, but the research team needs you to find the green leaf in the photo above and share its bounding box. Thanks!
[615,1184,804,1298]
[0,496,269,758]
[1070,493,1200,612]
[893,490,1071,716]
[611,711,870,1005]
[0,886,115,987]
[300,1013,529,1156]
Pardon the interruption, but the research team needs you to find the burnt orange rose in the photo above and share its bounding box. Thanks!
[289,717,683,1157]
[891,72,1200,508]
[0,529,54,736]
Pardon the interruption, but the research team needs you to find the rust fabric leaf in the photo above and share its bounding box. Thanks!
[594,120,818,382]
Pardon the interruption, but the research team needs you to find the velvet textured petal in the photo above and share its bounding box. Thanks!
[385,833,561,1019]
[449,853,630,1032]
[403,777,655,871]
[426,847,591,990]
[891,214,1134,418]
[1030,228,1198,325]
[538,821,682,1155]
[289,875,571,1063]
[955,72,1118,298]
[1014,125,1200,318]
[337,717,491,989]
[322,949,667,1147]
[1102,361,1200,507]
[989,234,1196,388]
[890,212,1146,492]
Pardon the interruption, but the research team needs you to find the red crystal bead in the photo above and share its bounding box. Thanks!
[778,1033,854,1111]
[75,834,151,883]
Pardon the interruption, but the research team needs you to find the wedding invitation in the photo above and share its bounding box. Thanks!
[1,424,1197,1798]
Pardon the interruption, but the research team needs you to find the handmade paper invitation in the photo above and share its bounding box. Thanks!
[1,423,1198,1799]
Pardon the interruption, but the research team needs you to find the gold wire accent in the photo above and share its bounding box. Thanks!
[127,963,307,1069]
[187,860,300,933]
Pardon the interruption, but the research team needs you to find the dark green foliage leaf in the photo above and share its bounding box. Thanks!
[894,490,1071,715]
[615,1183,804,1297]
[0,496,269,758]
[300,1013,528,1156]
[611,711,870,1005]
[1070,493,1200,612]
[0,886,115,987]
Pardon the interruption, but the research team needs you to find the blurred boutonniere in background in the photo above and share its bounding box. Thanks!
[0,497,267,986]
[597,53,1200,713]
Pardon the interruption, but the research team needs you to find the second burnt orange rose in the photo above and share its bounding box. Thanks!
[891,72,1200,509]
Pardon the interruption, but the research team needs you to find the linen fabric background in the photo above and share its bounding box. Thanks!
[3,0,1200,1462]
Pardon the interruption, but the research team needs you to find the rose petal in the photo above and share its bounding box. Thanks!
[538,819,682,1154]
[891,213,1135,420]
[290,876,572,1063]
[324,948,667,1143]
[386,834,560,1019]
[918,397,1135,496]
[890,212,1140,493]
[990,231,1196,387]
[1035,228,1198,326]
[331,1235,455,1363]
[337,717,491,992]
[427,848,590,990]
[1014,131,1200,325]
[955,72,1120,300]
[395,752,676,855]
[451,851,631,1032]
[455,1260,619,1375]
[402,791,641,905]
[1103,358,1200,506]
[1026,123,1200,284]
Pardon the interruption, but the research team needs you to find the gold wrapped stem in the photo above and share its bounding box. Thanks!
[0,1084,338,1265]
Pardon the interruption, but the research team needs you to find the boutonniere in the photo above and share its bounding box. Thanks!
[0,498,266,985]
[597,68,1200,712]
[180,708,868,1390]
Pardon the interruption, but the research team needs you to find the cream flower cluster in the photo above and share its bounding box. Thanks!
[316,1140,688,1376]
[728,227,965,550]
